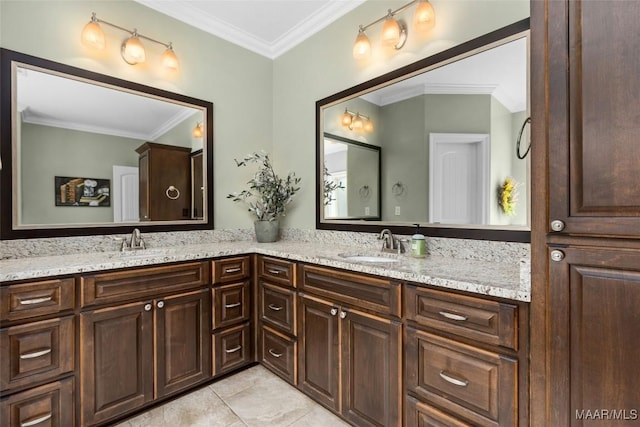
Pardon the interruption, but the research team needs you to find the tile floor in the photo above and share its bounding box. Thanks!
[115,365,351,427]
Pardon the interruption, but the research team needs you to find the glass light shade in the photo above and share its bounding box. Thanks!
[352,32,371,60]
[162,48,179,72]
[414,0,436,32]
[342,110,353,127]
[81,21,106,50]
[364,119,374,132]
[192,124,203,138]
[352,114,364,131]
[121,36,146,65]
[381,17,401,46]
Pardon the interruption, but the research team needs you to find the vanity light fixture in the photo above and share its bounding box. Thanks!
[192,122,204,138]
[341,108,374,132]
[81,12,179,71]
[353,0,435,60]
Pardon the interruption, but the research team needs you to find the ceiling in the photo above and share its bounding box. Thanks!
[134,0,366,59]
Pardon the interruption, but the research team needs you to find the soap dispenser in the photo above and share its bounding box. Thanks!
[411,224,426,258]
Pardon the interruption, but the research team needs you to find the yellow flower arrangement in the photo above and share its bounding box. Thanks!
[498,177,519,216]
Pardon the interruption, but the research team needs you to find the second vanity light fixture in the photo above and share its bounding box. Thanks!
[81,12,179,71]
[353,0,436,60]
[342,108,374,132]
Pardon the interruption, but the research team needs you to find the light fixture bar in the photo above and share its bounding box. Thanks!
[344,109,371,121]
[90,12,172,49]
[358,0,418,33]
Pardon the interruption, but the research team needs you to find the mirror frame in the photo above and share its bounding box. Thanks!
[0,48,214,240]
[316,18,530,243]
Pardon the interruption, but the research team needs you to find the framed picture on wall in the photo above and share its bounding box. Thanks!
[55,176,111,207]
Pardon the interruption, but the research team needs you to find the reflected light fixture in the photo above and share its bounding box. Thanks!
[341,109,373,133]
[352,0,435,60]
[81,12,179,71]
[192,122,204,138]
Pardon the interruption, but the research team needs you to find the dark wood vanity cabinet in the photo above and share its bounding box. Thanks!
[298,265,402,427]
[531,0,640,425]
[211,256,252,376]
[79,262,211,426]
[136,142,192,221]
[0,277,76,427]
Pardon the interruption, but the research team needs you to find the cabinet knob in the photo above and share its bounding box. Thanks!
[550,220,565,232]
[144,303,152,311]
[157,300,165,309]
[330,308,338,316]
[340,310,347,319]
[551,250,565,262]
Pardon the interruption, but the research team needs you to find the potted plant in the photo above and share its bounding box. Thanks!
[227,152,301,242]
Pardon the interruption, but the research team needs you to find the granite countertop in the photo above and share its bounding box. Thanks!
[0,241,531,302]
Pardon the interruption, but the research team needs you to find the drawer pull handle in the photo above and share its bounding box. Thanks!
[267,269,281,275]
[268,349,283,358]
[225,345,242,353]
[20,348,52,360]
[21,413,52,427]
[268,304,283,311]
[225,302,242,308]
[19,296,52,305]
[225,267,242,273]
[439,371,469,387]
[439,311,467,321]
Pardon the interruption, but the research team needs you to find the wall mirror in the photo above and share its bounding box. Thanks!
[0,48,214,239]
[317,19,530,242]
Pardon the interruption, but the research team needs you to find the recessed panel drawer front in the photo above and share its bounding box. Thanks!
[81,261,209,307]
[300,264,400,317]
[405,285,518,350]
[0,316,74,391]
[405,395,470,427]
[212,256,250,283]
[1,278,75,322]
[260,325,296,384]
[259,282,296,335]
[0,377,74,427]
[405,327,516,427]
[212,281,250,330]
[258,257,295,287]
[213,322,251,376]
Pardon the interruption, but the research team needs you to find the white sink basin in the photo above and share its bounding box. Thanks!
[339,254,400,263]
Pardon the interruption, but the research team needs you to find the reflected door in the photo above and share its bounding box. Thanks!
[112,166,139,222]
[429,133,489,224]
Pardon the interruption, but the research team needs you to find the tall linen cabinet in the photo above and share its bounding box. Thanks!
[530,0,640,425]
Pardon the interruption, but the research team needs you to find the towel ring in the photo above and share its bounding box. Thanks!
[359,185,370,199]
[166,185,180,200]
[516,117,531,159]
[392,182,405,196]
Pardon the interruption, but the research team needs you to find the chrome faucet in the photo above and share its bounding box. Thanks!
[378,229,405,254]
[121,228,146,251]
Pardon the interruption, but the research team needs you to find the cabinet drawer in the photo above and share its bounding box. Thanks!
[405,285,518,350]
[212,280,250,330]
[0,377,74,427]
[300,264,401,317]
[405,395,469,427]
[259,282,296,335]
[1,316,74,391]
[81,261,209,307]
[1,278,74,323]
[212,256,250,283]
[258,257,295,287]
[212,322,251,376]
[405,327,517,426]
[260,325,296,385]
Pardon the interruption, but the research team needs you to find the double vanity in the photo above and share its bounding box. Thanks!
[0,237,530,426]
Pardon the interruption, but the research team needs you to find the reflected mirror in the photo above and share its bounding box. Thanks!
[0,48,214,239]
[317,19,530,242]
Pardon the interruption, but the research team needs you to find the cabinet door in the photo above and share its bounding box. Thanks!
[298,295,339,411]
[80,301,153,426]
[341,308,401,427]
[546,0,640,237]
[548,246,640,426]
[156,289,211,398]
